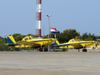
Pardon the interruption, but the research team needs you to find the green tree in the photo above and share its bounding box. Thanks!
[81,33,96,40]
[56,29,80,43]
[0,36,10,51]
[13,33,25,42]
[95,36,100,39]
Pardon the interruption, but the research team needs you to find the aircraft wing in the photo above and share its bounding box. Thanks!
[54,41,95,47]
[79,41,95,44]
[18,38,55,47]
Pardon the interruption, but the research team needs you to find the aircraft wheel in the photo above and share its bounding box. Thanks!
[39,48,43,52]
[44,47,48,52]
[15,48,21,51]
[62,49,67,52]
[82,48,87,52]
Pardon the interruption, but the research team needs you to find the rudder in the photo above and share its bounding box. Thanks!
[7,35,17,45]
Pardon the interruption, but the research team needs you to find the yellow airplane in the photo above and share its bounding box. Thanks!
[7,35,55,51]
[52,38,95,52]
[7,35,95,52]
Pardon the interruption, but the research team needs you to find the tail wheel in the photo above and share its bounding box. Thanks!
[82,48,87,52]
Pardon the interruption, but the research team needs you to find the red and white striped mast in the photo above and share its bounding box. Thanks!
[37,0,42,37]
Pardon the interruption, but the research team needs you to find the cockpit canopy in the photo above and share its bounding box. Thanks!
[22,36,33,41]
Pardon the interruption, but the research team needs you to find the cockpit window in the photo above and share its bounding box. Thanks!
[24,38,28,41]
[29,36,32,39]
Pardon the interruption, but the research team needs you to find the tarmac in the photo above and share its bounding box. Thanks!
[0,49,100,75]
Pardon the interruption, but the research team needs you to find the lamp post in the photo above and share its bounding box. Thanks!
[46,15,51,51]
[46,15,51,38]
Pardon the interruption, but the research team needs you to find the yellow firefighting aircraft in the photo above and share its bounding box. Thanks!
[7,35,55,51]
[52,38,95,52]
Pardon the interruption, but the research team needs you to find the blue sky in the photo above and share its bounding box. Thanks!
[0,0,100,37]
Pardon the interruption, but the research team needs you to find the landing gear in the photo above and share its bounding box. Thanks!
[38,48,43,52]
[38,47,48,52]
[82,48,87,52]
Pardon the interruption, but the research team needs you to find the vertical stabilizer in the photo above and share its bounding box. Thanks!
[55,39,60,45]
[51,39,60,47]
[7,35,17,45]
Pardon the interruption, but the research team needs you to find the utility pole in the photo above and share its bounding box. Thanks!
[46,15,51,38]
[47,15,51,51]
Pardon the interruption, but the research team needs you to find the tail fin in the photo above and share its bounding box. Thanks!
[51,39,60,47]
[7,35,17,45]
[55,39,60,45]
